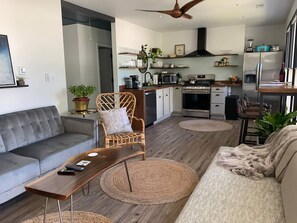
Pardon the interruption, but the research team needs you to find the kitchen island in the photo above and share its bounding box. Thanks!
[258,84,297,112]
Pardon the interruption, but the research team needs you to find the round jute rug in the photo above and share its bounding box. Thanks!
[22,211,111,223]
[99,159,198,205]
[179,119,233,132]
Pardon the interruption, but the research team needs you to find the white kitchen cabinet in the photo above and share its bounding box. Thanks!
[156,87,172,122]
[169,87,173,113]
[210,86,229,119]
[172,86,182,113]
[156,89,164,120]
[163,88,170,116]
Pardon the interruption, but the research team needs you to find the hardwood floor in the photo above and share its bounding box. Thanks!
[0,116,241,223]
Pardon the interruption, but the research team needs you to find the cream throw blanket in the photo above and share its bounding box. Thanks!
[217,125,297,180]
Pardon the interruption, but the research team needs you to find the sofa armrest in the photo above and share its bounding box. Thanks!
[61,116,97,137]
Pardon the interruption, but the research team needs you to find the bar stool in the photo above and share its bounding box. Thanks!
[238,105,261,145]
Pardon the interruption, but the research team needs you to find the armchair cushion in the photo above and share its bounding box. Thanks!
[98,107,133,135]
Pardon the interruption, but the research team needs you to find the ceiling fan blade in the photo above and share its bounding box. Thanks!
[182,14,192,19]
[135,9,175,16]
[181,0,204,14]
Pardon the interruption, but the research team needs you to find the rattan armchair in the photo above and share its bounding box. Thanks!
[96,92,146,160]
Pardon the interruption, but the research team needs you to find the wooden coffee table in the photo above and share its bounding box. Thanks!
[25,147,144,223]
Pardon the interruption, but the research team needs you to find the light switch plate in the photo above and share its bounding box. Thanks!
[19,67,27,75]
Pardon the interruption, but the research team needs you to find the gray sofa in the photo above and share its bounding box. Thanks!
[0,106,97,204]
[176,141,297,223]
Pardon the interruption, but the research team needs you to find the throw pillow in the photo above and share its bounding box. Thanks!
[98,107,133,135]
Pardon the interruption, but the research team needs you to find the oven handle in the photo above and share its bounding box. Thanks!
[182,90,210,94]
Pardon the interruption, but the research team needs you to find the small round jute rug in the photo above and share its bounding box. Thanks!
[22,211,111,223]
[99,159,198,205]
[179,119,233,132]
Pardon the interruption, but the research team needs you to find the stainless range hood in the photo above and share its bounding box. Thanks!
[186,27,214,57]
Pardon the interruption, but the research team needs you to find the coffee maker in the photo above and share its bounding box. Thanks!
[130,75,140,89]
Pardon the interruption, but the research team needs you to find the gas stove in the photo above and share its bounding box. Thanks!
[183,74,215,90]
[182,74,215,118]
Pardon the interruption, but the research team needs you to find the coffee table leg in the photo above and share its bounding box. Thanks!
[124,161,133,192]
[57,200,64,223]
[70,195,74,223]
[43,197,48,223]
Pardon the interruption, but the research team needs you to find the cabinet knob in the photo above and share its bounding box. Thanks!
[215,105,220,107]
[159,96,161,98]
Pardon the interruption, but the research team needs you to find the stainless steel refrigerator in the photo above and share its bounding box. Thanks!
[242,51,284,112]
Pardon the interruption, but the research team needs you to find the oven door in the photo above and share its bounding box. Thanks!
[182,89,210,117]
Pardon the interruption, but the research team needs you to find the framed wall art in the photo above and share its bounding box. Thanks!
[0,34,16,87]
[175,44,185,57]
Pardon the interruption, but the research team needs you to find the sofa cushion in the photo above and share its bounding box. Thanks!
[0,106,65,152]
[281,153,297,223]
[0,152,40,194]
[0,135,6,153]
[11,133,93,174]
[176,147,285,223]
[275,140,297,182]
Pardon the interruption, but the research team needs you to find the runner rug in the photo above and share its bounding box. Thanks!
[179,119,233,132]
[22,211,111,223]
[100,159,198,205]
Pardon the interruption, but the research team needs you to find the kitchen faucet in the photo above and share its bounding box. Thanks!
[144,72,152,86]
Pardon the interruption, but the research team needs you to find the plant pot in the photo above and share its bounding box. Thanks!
[17,80,25,86]
[73,97,90,112]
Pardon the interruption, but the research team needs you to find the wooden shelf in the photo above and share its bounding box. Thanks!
[157,56,186,59]
[118,52,139,56]
[214,54,239,56]
[214,65,238,67]
[150,66,189,69]
[1,85,29,89]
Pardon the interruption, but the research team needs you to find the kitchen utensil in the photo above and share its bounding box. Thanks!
[255,45,271,52]
[188,76,196,84]
[246,39,254,52]
[271,45,280,52]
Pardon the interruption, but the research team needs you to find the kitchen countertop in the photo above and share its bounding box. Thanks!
[258,84,297,94]
[120,81,242,92]
[212,80,242,87]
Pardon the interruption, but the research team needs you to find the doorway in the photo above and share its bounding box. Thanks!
[98,47,113,93]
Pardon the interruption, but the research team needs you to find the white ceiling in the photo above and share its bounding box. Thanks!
[65,0,295,32]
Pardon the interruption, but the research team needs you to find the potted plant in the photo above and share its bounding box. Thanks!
[149,48,162,63]
[255,110,297,143]
[68,84,96,112]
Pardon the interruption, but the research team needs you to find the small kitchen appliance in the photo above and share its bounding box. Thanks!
[246,39,254,53]
[130,75,140,89]
[125,77,133,89]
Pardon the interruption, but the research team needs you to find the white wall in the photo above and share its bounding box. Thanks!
[160,25,245,81]
[0,0,67,114]
[114,19,162,90]
[245,25,286,51]
[63,24,112,110]
[287,0,297,26]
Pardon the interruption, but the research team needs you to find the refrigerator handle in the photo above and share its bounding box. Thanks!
[256,63,260,90]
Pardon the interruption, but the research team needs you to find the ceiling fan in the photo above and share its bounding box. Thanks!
[136,0,204,19]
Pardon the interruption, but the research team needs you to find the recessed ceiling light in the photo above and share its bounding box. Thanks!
[159,15,163,18]
[233,4,239,7]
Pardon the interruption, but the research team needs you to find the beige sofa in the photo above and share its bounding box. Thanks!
[176,141,297,223]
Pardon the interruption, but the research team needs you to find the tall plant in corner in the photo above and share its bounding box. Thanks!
[68,85,96,112]
[255,110,297,141]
